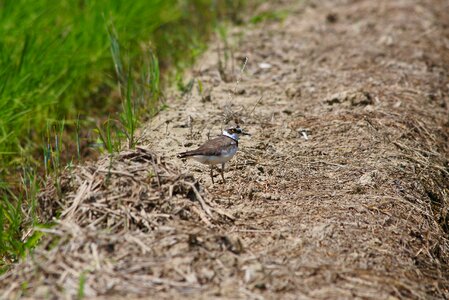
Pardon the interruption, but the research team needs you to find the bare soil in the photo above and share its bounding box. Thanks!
[2,0,449,299]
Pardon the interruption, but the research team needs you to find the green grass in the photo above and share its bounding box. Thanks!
[0,0,244,171]
[0,0,247,272]
[0,168,45,273]
[77,271,87,300]
[249,9,289,24]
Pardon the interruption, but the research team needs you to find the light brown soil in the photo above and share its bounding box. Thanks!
[2,0,449,299]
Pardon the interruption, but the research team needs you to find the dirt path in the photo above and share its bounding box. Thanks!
[2,0,449,299]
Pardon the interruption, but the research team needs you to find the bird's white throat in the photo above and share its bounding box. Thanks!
[222,130,239,141]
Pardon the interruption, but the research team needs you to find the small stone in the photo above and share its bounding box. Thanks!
[258,62,272,69]
[358,171,378,186]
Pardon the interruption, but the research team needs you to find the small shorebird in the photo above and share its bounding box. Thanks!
[177,126,250,183]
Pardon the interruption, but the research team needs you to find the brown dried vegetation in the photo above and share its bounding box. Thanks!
[1,0,449,299]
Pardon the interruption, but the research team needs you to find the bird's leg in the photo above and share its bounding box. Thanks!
[221,163,226,183]
[210,165,215,184]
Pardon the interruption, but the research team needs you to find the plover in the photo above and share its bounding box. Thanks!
[177,126,250,183]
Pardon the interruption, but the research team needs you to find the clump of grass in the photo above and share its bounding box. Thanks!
[101,29,161,152]
[121,75,137,149]
[0,168,44,273]
[95,117,121,155]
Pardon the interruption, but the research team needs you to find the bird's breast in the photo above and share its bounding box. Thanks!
[192,145,237,165]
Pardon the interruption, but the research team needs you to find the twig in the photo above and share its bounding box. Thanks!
[247,95,263,118]
[226,56,248,103]
[60,181,89,219]
[97,168,134,177]
[182,181,213,218]
[191,204,212,226]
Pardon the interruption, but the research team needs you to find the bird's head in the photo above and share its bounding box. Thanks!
[223,126,250,141]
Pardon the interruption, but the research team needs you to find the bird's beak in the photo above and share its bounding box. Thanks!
[241,131,251,136]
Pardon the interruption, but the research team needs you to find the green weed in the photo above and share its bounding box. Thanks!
[77,272,87,300]
[250,10,289,24]
[94,117,121,155]
[0,168,43,273]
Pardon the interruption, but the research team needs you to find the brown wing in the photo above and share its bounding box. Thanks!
[177,136,237,158]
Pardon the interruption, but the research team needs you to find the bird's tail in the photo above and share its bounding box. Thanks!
[177,151,194,158]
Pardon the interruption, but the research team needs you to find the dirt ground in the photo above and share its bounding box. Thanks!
[2,0,449,299]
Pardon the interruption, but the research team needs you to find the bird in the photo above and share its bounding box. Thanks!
[177,126,250,183]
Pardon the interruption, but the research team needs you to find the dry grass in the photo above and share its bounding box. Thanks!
[1,0,449,298]
[1,148,244,298]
